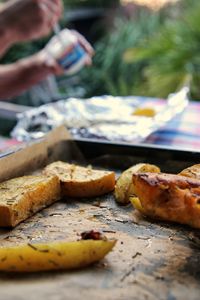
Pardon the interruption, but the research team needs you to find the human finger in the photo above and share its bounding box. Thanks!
[84,55,92,66]
[53,0,63,18]
[38,1,59,32]
[71,30,94,56]
[42,0,63,19]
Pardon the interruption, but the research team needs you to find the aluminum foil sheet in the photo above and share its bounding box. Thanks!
[12,87,189,143]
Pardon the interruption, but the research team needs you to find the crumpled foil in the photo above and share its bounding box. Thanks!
[12,87,189,143]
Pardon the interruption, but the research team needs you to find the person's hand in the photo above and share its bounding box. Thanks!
[70,30,94,65]
[44,29,94,74]
[0,49,64,99]
[1,0,63,43]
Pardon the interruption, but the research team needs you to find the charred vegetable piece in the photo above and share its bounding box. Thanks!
[131,172,200,229]
[81,230,105,240]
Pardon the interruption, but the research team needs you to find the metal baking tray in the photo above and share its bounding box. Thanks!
[76,137,200,172]
[0,134,199,300]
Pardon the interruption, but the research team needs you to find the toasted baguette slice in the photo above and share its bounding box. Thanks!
[0,175,61,227]
[43,161,115,198]
[132,172,200,229]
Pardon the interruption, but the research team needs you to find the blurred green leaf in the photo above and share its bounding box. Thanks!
[124,0,200,99]
[78,9,163,97]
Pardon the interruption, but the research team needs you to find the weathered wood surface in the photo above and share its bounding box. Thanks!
[0,191,199,300]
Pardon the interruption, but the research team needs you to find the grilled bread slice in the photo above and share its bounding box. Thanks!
[43,161,115,198]
[0,175,61,227]
[131,172,200,229]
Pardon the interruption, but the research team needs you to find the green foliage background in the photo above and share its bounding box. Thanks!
[123,0,200,99]
[79,11,163,97]
[62,0,118,8]
[76,0,200,100]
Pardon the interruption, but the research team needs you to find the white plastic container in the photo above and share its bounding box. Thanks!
[45,29,88,75]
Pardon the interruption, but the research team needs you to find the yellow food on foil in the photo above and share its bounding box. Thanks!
[132,107,156,117]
